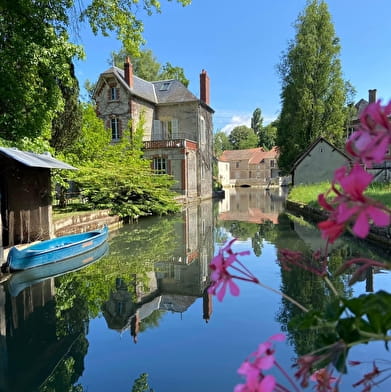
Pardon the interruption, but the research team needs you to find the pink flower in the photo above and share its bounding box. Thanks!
[310,368,337,392]
[336,164,372,202]
[346,101,391,167]
[317,218,345,244]
[208,238,257,301]
[235,334,285,392]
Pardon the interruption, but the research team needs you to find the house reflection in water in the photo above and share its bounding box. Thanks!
[102,200,214,342]
[218,187,287,224]
[0,280,87,392]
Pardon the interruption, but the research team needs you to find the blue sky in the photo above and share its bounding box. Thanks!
[74,0,391,134]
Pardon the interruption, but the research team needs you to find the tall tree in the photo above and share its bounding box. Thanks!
[228,126,258,150]
[251,108,264,145]
[276,0,348,173]
[51,63,83,152]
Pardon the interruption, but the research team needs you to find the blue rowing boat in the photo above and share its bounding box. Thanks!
[5,225,109,272]
[7,241,109,297]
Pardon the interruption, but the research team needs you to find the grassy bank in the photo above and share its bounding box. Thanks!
[288,181,391,209]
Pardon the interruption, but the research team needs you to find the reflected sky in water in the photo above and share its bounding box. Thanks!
[0,187,390,392]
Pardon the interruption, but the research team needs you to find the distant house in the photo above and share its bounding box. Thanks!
[219,147,279,187]
[93,58,214,200]
[0,148,75,258]
[291,138,351,185]
[217,160,230,188]
[346,89,377,138]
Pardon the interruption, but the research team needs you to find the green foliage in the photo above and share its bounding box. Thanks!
[61,103,111,165]
[132,373,155,392]
[277,0,349,173]
[228,125,258,150]
[0,1,83,144]
[289,181,391,209]
[69,122,180,219]
[213,131,232,156]
[111,48,189,86]
[51,63,83,153]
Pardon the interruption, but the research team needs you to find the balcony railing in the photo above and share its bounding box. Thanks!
[143,139,198,150]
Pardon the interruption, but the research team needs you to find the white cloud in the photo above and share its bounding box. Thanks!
[219,114,252,135]
[214,109,278,135]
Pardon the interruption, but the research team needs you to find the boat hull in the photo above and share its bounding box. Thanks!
[7,241,109,297]
[6,225,109,272]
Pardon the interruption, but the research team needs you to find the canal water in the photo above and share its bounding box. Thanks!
[0,187,390,392]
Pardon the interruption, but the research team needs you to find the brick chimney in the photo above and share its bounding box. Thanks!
[124,56,133,88]
[200,69,210,105]
[368,89,377,103]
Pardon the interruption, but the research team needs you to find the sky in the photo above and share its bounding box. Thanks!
[73,0,391,134]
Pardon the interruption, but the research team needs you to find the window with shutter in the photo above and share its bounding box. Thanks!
[200,116,206,145]
[153,120,162,140]
[172,119,179,139]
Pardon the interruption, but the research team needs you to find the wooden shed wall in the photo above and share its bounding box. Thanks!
[0,157,53,247]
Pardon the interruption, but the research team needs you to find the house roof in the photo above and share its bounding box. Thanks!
[99,66,201,106]
[219,147,278,163]
[0,147,77,170]
[290,137,351,173]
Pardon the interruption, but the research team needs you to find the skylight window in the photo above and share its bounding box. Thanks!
[160,82,171,91]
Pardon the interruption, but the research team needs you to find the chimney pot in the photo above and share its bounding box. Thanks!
[124,57,133,88]
[368,89,377,103]
[200,70,210,105]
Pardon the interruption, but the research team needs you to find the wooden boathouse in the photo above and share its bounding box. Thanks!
[0,147,76,261]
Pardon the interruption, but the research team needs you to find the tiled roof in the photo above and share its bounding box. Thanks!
[219,147,278,163]
[100,67,198,104]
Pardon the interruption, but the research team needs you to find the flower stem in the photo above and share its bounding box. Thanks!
[256,281,308,313]
[274,360,301,392]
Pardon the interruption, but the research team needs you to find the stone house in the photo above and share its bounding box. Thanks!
[93,58,214,200]
[291,137,351,185]
[219,147,279,187]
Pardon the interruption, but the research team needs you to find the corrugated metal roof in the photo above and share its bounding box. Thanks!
[0,147,77,170]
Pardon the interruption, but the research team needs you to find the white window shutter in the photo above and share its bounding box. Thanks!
[153,120,161,140]
[172,119,179,138]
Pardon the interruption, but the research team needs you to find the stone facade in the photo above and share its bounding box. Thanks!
[94,60,214,200]
[219,147,279,187]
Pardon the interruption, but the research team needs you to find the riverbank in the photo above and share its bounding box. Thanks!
[286,199,391,247]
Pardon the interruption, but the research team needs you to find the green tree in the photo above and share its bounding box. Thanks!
[0,1,82,145]
[51,63,83,153]
[276,0,348,173]
[213,131,232,157]
[262,120,278,150]
[251,108,264,145]
[228,126,258,150]
[63,103,111,164]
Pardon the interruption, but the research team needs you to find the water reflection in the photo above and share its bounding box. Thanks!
[0,189,390,391]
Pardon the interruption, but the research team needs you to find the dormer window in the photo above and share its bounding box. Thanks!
[160,82,171,91]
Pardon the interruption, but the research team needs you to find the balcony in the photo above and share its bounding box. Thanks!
[143,139,198,150]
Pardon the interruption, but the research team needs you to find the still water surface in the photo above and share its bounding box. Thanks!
[1,188,390,392]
